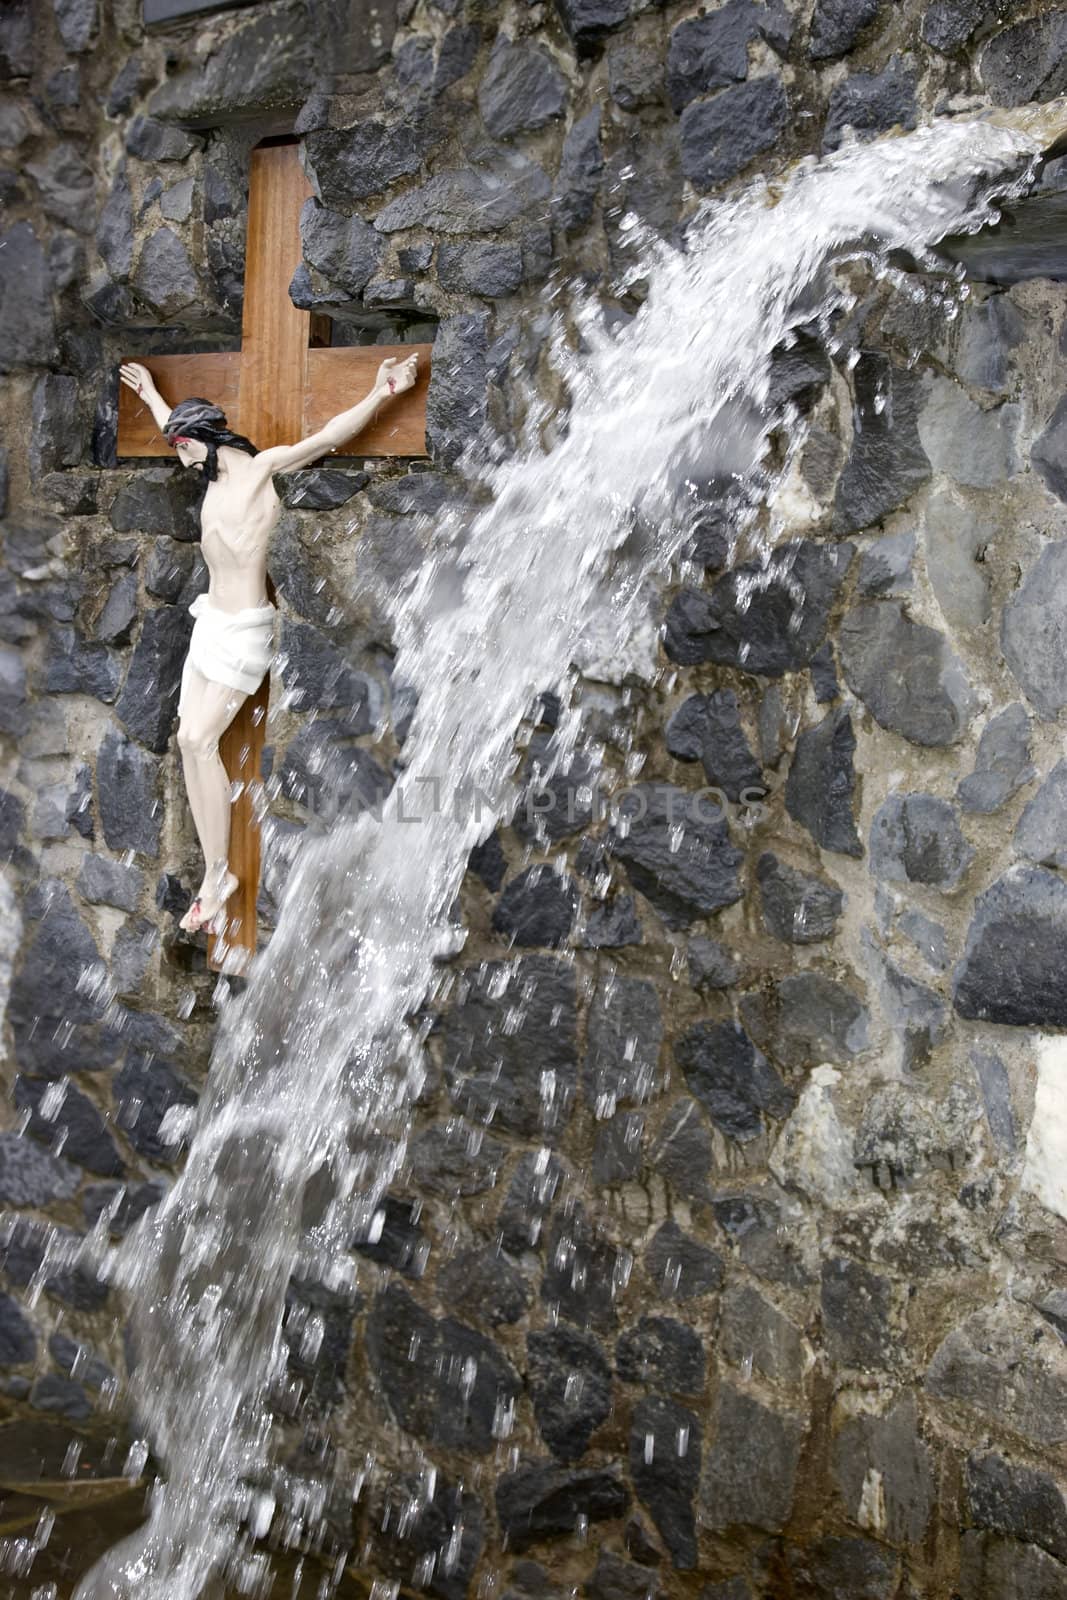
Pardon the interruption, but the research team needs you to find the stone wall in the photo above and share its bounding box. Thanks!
[3,0,1067,1595]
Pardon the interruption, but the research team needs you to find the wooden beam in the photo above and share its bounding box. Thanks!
[117,354,241,455]
[305,344,433,457]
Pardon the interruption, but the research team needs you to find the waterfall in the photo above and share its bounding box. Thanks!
[70,114,1040,1599]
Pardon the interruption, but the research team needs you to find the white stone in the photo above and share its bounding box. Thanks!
[769,1064,857,1205]
[1021,1035,1067,1222]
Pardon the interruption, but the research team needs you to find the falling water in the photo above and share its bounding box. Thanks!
[58,114,1043,1598]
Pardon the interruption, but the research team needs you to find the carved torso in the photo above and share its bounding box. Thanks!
[198,448,283,612]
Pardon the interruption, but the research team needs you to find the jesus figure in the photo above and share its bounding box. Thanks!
[117,354,419,934]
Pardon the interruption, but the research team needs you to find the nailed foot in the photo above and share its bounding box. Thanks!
[179,868,239,933]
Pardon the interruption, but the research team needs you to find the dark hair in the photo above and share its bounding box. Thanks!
[162,397,258,483]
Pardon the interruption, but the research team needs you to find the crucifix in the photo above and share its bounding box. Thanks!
[117,140,432,974]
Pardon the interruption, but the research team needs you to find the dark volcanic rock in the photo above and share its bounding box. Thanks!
[496,1460,630,1550]
[147,4,317,125]
[840,601,975,746]
[0,223,55,370]
[981,10,1067,107]
[869,793,975,888]
[43,627,122,704]
[701,1384,805,1532]
[0,1291,36,1366]
[650,1097,714,1201]
[675,1020,793,1142]
[552,0,631,54]
[436,1244,531,1326]
[784,707,863,857]
[437,240,524,298]
[824,56,918,152]
[14,1077,124,1178]
[126,114,197,162]
[277,620,377,723]
[786,1537,899,1600]
[629,1394,701,1567]
[279,469,367,511]
[553,107,603,231]
[376,153,551,234]
[492,866,579,948]
[542,1205,623,1330]
[296,197,383,297]
[277,722,391,820]
[1014,758,1067,865]
[646,1218,725,1301]
[115,605,194,753]
[666,3,757,112]
[680,75,789,193]
[953,864,1067,1024]
[527,1325,612,1459]
[367,1281,521,1453]
[0,1133,79,1208]
[617,1315,706,1394]
[496,1148,565,1254]
[833,354,930,533]
[9,883,107,1076]
[821,1256,895,1368]
[832,1394,933,1546]
[664,541,852,674]
[109,468,202,542]
[808,0,882,58]
[608,784,744,926]
[740,972,869,1070]
[372,1473,485,1600]
[665,690,762,800]
[958,703,1035,813]
[965,1450,1067,1563]
[757,852,843,943]
[584,975,663,1115]
[113,1052,196,1165]
[410,1120,506,1198]
[479,36,567,139]
[30,373,81,478]
[1002,540,1067,719]
[426,312,489,468]
[98,727,161,855]
[305,116,439,207]
[440,956,577,1137]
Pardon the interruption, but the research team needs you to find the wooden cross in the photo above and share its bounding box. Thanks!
[118,140,432,972]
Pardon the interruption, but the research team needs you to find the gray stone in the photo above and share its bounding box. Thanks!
[492,866,578,948]
[833,354,930,533]
[980,10,1067,107]
[133,227,198,317]
[784,706,863,857]
[0,1291,35,1366]
[306,117,439,209]
[410,1120,506,1197]
[95,163,134,281]
[53,0,96,51]
[958,704,1034,813]
[645,1219,724,1301]
[784,1537,899,1599]
[823,56,918,152]
[971,1047,1016,1152]
[0,1,31,79]
[25,143,94,232]
[0,1133,79,1207]
[278,721,391,821]
[368,1280,520,1453]
[650,1098,713,1202]
[867,939,949,1071]
[0,223,55,370]
[917,377,1020,488]
[1031,393,1067,503]
[675,1019,793,1142]
[926,1304,1067,1448]
[109,467,202,541]
[577,895,642,949]
[869,792,974,888]
[76,853,143,912]
[665,690,762,800]
[436,1244,531,1327]
[808,0,881,58]
[712,1191,813,1289]
[821,1256,895,1369]
[479,37,566,139]
[528,1325,612,1460]
[1014,759,1067,865]
[953,865,1067,1025]
[113,1052,196,1166]
[607,39,664,110]
[375,151,551,234]
[701,1384,805,1532]
[44,627,122,704]
[114,605,192,752]
[1002,541,1067,718]
[97,727,161,856]
[126,114,197,163]
[29,1373,91,1421]
[553,0,631,53]
[426,312,488,467]
[966,1451,1067,1563]
[147,4,316,125]
[666,3,757,112]
[832,1394,934,1545]
[277,621,377,724]
[542,1204,623,1330]
[922,0,1011,51]
[719,1284,806,1389]
[958,1531,1067,1600]
[441,956,577,1138]
[757,852,843,943]
[0,648,28,736]
[371,1473,484,1600]
[496,1148,565,1254]
[604,125,683,258]
[629,1394,701,1567]
[688,936,739,990]
[592,1112,644,1183]
[495,1461,630,1551]
[679,75,789,194]
[160,177,195,223]
[839,601,975,746]
[94,570,139,647]
[956,291,1025,390]
[437,240,524,298]
[112,916,159,996]
[608,784,744,927]
[616,1315,705,1394]
[740,972,869,1071]
[9,882,107,1075]
[584,976,663,1116]
[857,531,914,597]
[14,1076,124,1178]
[296,197,383,298]
[280,469,367,511]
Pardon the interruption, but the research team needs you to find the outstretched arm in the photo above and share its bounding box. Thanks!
[254,354,420,475]
[119,362,174,435]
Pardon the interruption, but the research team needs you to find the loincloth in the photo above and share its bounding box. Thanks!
[179,593,276,711]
